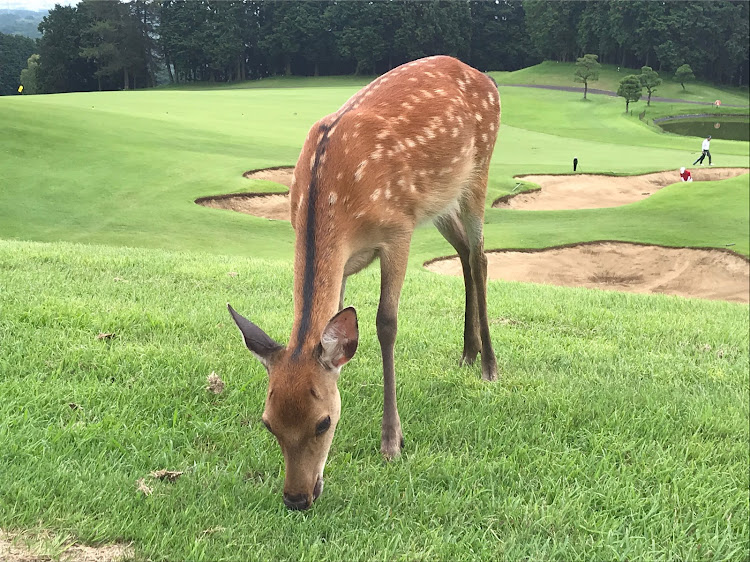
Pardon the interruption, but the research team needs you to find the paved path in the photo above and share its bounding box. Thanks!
[502,83,749,108]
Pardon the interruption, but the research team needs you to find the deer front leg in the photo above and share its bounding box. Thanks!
[377,237,411,460]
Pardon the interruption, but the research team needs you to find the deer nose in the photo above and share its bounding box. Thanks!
[283,492,311,511]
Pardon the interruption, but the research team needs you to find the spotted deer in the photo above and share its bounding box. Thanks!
[228,55,500,510]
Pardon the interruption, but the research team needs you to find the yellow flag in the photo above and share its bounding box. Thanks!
[18,85,23,93]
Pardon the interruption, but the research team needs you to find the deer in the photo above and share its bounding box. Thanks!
[228,55,500,511]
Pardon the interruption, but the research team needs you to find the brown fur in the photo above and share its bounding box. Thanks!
[233,56,500,510]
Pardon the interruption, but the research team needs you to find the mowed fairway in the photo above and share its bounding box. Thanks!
[1,66,749,560]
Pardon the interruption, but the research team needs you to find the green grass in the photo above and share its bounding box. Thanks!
[1,239,748,561]
[1,65,749,560]
[1,78,748,263]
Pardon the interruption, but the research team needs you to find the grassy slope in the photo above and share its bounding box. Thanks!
[1,239,747,561]
[494,60,750,107]
[1,82,748,265]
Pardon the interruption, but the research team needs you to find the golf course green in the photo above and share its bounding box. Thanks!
[0,61,748,561]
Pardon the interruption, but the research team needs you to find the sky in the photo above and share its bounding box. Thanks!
[1,0,74,11]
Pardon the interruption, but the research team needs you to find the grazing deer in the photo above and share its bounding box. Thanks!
[228,55,500,510]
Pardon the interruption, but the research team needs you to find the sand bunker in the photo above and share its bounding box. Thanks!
[494,168,749,211]
[198,167,749,219]
[196,166,293,221]
[426,242,749,303]
[197,167,749,302]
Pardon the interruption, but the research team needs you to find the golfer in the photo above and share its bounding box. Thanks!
[679,167,693,182]
[692,135,712,166]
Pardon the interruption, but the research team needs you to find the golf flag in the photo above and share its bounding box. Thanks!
[18,85,23,93]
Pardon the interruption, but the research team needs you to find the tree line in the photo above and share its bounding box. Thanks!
[9,0,750,96]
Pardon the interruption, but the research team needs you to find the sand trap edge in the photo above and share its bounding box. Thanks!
[424,240,750,268]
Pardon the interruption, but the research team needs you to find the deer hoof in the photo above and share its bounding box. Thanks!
[381,431,404,461]
[482,363,498,382]
[460,352,478,367]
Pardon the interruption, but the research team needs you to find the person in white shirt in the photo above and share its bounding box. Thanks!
[693,136,712,166]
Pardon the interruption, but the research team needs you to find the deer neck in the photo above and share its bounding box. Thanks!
[289,202,347,358]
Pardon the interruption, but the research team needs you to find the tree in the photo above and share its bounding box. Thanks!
[523,0,584,62]
[37,4,96,93]
[674,64,695,90]
[0,31,36,96]
[19,53,41,94]
[469,1,536,71]
[573,53,600,100]
[638,66,661,105]
[617,74,642,112]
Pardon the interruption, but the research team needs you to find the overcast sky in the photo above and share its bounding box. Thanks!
[1,0,74,11]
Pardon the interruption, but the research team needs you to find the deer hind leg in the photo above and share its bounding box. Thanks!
[433,212,482,366]
[377,234,411,460]
[459,187,498,382]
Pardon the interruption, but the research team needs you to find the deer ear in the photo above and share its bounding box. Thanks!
[227,304,283,370]
[318,307,358,372]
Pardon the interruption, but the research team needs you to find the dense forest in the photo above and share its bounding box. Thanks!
[5,0,749,96]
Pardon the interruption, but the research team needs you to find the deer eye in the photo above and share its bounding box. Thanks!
[315,416,331,436]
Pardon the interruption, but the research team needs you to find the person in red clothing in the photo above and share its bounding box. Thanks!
[679,167,693,182]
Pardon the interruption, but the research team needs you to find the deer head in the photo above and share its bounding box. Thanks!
[227,304,358,510]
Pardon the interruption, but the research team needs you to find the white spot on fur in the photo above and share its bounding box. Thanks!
[355,211,364,219]
[329,192,337,205]
[435,89,447,96]
[385,188,392,200]
[489,122,495,132]
[376,130,390,140]
[309,154,315,169]
[405,138,416,148]
[488,91,496,105]
[451,128,459,138]
[416,135,426,145]
[481,133,488,142]
[482,99,489,110]
[401,102,414,111]
[475,113,483,122]
[336,172,343,180]
[420,89,434,99]
[355,160,368,181]
[370,189,381,201]
[424,128,436,139]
